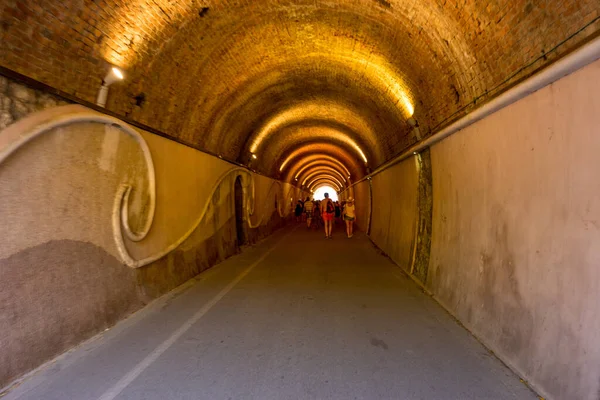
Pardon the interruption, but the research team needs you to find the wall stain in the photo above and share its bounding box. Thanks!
[370,337,389,350]
[412,148,433,283]
[479,205,534,360]
[373,0,392,8]
[1,196,288,388]
[0,239,141,386]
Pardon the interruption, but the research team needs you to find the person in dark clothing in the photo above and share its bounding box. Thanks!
[313,201,322,229]
[295,201,303,222]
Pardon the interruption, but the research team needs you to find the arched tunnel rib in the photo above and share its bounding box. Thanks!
[1,1,600,400]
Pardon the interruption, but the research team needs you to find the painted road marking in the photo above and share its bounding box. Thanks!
[97,227,297,400]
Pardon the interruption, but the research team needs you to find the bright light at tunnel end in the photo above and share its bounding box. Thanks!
[313,186,338,201]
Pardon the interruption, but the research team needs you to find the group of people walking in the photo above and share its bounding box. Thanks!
[294,193,356,238]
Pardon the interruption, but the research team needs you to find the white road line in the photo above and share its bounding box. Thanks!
[97,227,296,400]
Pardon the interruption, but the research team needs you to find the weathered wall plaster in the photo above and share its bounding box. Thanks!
[428,59,600,400]
[348,180,370,233]
[0,101,300,387]
[363,52,600,400]
[369,159,418,272]
[412,149,433,283]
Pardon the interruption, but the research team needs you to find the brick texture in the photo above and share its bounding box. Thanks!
[1,0,599,175]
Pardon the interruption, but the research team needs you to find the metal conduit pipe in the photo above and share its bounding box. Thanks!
[347,35,600,190]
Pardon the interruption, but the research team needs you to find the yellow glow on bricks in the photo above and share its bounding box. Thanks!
[250,101,370,163]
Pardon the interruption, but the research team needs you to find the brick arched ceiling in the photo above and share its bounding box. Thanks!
[307,173,344,189]
[309,178,342,193]
[278,145,359,178]
[311,182,339,194]
[1,0,599,182]
[283,155,354,184]
[299,167,348,187]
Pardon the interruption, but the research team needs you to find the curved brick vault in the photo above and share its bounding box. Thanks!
[1,0,599,188]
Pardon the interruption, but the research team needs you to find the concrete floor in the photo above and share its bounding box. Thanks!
[3,225,538,400]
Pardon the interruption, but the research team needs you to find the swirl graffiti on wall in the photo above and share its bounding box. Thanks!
[0,105,300,269]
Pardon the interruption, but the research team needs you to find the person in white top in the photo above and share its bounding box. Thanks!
[343,198,356,238]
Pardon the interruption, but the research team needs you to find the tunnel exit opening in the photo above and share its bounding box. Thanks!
[234,176,246,247]
[313,186,338,201]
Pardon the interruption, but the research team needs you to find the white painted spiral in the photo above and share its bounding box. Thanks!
[0,105,296,269]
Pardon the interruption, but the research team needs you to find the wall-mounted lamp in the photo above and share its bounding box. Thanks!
[251,153,258,160]
[96,67,124,108]
[407,117,419,127]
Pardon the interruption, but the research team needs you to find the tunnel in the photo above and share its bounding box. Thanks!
[1,1,600,399]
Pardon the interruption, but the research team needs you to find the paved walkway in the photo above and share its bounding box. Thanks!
[4,225,538,400]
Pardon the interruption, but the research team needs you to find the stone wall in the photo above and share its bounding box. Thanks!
[0,75,68,130]
[412,149,433,284]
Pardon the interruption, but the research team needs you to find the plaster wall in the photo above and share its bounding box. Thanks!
[369,159,419,271]
[348,180,370,233]
[0,105,292,387]
[428,58,600,400]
